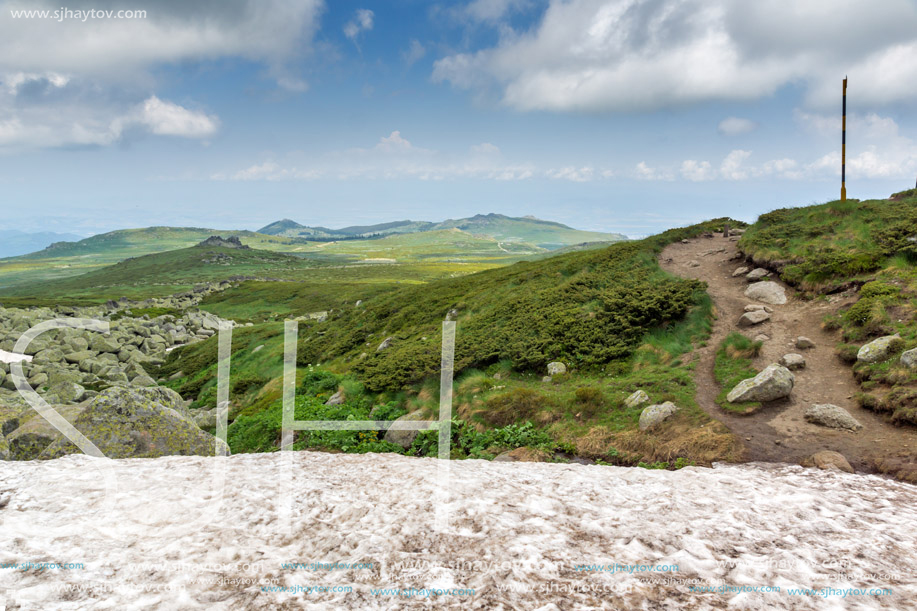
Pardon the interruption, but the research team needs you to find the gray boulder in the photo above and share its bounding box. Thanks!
[778,353,806,370]
[738,310,771,327]
[796,336,816,350]
[547,361,567,375]
[746,268,770,282]
[744,281,787,305]
[732,266,750,277]
[804,404,862,431]
[801,450,854,473]
[638,402,679,431]
[727,364,795,403]
[36,387,222,460]
[6,404,85,460]
[383,410,427,449]
[901,347,917,369]
[624,390,650,409]
[90,335,121,354]
[325,390,345,406]
[63,350,96,364]
[857,335,903,364]
[43,382,86,404]
[376,337,393,352]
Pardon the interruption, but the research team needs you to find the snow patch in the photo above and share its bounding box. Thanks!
[0,453,915,609]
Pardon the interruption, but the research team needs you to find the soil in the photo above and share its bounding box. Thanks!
[660,234,917,479]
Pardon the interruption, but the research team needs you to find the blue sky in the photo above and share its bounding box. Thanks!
[2,0,917,237]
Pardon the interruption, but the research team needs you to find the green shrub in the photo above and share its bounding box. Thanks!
[482,388,548,427]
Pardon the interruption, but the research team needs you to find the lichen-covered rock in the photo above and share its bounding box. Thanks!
[900,347,917,369]
[638,402,679,431]
[801,450,854,473]
[6,404,85,460]
[857,334,903,364]
[43,381,86,404]
[727,364,794,403]
[624,390,650,409]
[383,410,427,449]
[778,353,806,370]
[547,362,567,376]
[744,282,787,305]
[804,404,862,431]
[738,310,771,327]
[38,387,222,460]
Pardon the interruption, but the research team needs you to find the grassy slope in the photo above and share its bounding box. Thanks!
[738,189,917,427]
[158,218,744,467]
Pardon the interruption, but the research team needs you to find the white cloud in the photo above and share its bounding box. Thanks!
[0,0,323,81]
[344,9,374,42]
[0,77,218,148]
[634,161,673,181]
[0,0,322,149]
[718,117,756,136]
[720,149,751,180]
[546,166,594,182]
[680,160,714,182]
[402,39,426,66]
[433,0,917,112]
[135,96,218,138]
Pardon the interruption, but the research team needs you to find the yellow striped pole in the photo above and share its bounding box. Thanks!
[841,77,847,201]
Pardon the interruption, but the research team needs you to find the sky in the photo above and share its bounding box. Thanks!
[2,0,917,238]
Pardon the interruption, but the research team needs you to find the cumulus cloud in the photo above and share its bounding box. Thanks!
[718,117,757,136]
[0,0,322,148]
[0,74,217,148]
[634,162,673,181]
[433,0,917,112]
[344,8,374,42]
[545,166,594,182]
[680,160,714,182]
[135,96,218,138]
[402,39,426,66]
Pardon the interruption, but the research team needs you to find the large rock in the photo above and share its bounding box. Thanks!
[43,381,86,404]
[638,402,679,431]
[624,390,650,409]
[746,268,770,282]
[778,353,806,370]
[90,335,121,354]
[63,350,97,364]
[801,450,854,474]
[39,387,222,460]
[6,404,85,460]
[857,335,903,364]
[901,347,917,369]
[383,410,427,449]
[738,310,771,327]
[547,362,567,376]
[804,404,863,431]
[325,390,345,406]
[727,364,795,403]
[744,282,787,305]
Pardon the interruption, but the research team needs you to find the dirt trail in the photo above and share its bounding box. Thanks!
[660,234,917,474]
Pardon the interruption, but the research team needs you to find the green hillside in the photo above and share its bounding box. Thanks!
[157,218,741,466]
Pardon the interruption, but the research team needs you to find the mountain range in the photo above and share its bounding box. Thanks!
[257,213,626,249]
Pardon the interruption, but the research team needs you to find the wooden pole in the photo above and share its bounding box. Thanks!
[841,77,847,201]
